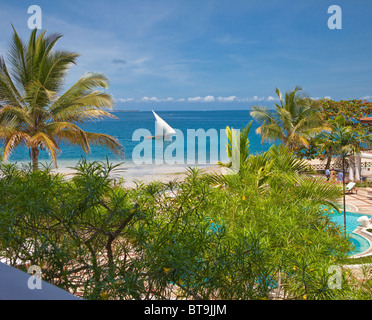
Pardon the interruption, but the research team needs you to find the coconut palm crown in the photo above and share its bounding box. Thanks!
[250,86,327,151]
[0,27,123,170]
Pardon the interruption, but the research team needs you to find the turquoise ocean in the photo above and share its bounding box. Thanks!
[5,110,273,168]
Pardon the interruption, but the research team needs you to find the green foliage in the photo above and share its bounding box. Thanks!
[311,98,372,129]
[296,99,372,161]
[250,87,327,151]
[356,181,372,188]
[220,121,252,169]
[0,154,370,300]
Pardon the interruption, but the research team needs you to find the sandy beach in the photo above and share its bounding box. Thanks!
[50,162,224,188]
[10,154,372,188]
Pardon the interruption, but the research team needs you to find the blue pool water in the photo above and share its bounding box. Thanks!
[330,210,371,255]
[349,234,371,256]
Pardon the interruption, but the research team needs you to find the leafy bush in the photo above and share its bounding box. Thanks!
[0,155,370,300]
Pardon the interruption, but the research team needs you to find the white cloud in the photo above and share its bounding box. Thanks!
[188,96,203,102]
[310,96,332,101]
[187,95,272,103]
[187,96,215,102]
[115,95,285,103]
[204,95,215,102]
[115,98,135,103]
[217,96,237,102]
[267,96,279,101]
[361,95,372,100]
[138,96,174,102]
[236,96,265,102]
[116,96,180,103]
[140,96,161,102]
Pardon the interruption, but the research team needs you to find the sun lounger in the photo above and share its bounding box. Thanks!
[345,182,357,194]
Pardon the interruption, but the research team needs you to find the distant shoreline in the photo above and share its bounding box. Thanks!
[112,110,140,112]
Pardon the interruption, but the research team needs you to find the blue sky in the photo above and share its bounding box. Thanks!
[1,0,372,110]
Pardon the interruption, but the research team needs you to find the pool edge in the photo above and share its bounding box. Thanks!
[351,227,372,258]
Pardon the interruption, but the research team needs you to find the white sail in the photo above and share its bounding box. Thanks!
[152,110,176,137]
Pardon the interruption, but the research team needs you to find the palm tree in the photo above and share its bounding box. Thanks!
[219,121,252,170]
[316,116,372,235]
[0,27,123,170]
[250,86,326,151]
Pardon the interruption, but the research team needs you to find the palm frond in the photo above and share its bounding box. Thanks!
[84,132,124,158]
[39,50,79,93]
[268,144,313,174]
[275,87,283,106]
[250,105,275,125]
[0,104,31,128]
[45,121,90,153]
[8,25,29,88]
[49,73,113,121]
[3,132,30,161]
[257,123,284,143]
[0,56,22,107]
[294,175,343,206]
[251,87,324,150]
[31,131,60,166]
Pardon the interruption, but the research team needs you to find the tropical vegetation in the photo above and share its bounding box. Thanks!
[0,144,370,300]
[0,28,123,171]
[296,99,372,165]
[316,116,371,172]
[250,86,327,151]
[0,28,371,301]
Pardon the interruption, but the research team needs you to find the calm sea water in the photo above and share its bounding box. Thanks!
[4,110,273,167]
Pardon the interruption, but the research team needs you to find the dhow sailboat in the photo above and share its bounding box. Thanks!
[146,110,176,139]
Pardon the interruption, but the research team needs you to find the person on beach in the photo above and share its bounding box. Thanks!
[325,168,330,181]
[338,171,343,183]
[330,168,337,182]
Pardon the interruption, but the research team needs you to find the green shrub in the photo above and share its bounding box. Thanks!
[0,157,370,300]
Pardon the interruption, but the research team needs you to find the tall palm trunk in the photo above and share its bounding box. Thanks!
[342,154,346,238]
[325,154,332,170]
[31,146,39,171]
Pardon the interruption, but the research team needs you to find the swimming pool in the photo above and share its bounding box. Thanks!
[349,233,371,256]
[329,210,371,256]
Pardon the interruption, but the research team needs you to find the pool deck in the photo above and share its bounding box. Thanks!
[343,188,372,215]
[340,188,372,258]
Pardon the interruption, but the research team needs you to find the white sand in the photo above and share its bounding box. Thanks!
[49,162,224,188]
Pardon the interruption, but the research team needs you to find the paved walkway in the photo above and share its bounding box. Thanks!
[338,188,372,259]
[343,188,372,215]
